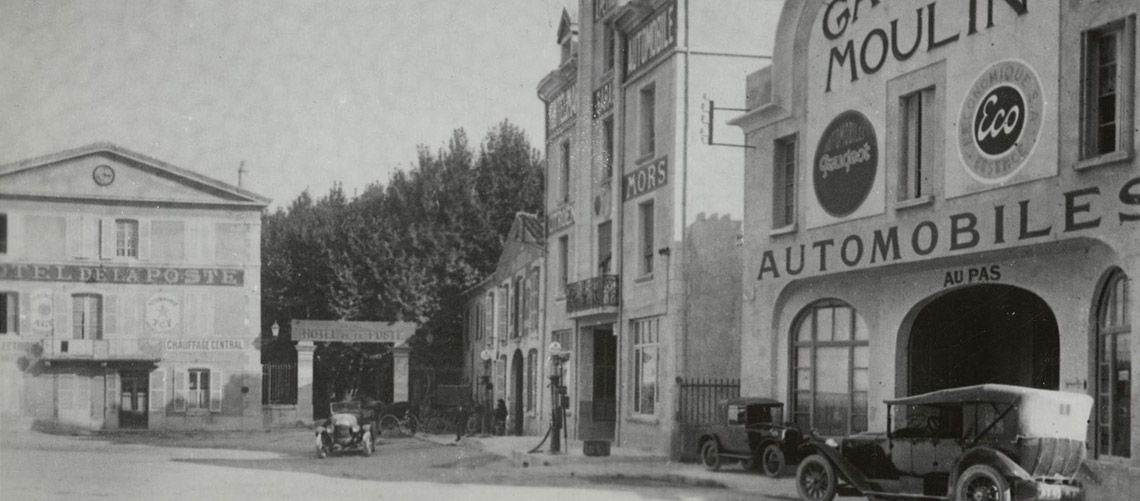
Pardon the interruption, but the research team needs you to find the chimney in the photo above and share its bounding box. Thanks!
[237,160,247,188]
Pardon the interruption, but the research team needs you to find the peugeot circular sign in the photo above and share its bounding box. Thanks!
[814,110,878,218]
[957,59,1043,183]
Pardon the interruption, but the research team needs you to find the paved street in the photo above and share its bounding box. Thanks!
[0,428,803,500]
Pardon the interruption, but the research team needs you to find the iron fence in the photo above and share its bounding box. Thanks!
[262,363,298,405]
[677,377,740,461]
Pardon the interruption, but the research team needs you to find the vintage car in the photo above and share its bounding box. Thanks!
[315,400,375,458]
[697,397,805,477]
[794,384,1092,501]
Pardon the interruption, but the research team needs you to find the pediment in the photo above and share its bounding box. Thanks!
[0,143,269,207]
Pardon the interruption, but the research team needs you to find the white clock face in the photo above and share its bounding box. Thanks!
[93,164,115,186]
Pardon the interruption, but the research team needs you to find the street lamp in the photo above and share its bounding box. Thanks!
[547,342,571,454]
[271,321,280,338]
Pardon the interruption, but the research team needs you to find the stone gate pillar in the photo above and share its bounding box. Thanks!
[296,341,315,423]
[392,344,411,403]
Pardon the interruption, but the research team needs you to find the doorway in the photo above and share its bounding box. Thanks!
[511,350,524,435]
[906,284,1059,395]
[593,328,617,424]
[119,370,149,429]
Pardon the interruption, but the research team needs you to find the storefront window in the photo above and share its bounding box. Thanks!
[632,317,660,416]
[792,300,869,436]
[1096,270,1131,458]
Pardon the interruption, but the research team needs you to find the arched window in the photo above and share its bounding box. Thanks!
[1095,270,1131,458]
[791,300,869,436]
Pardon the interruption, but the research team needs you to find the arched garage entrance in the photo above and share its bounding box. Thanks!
[905,285,1059,396]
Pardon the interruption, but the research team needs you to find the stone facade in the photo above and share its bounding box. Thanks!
[0,143,269,431]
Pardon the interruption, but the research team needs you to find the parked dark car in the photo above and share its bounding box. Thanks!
[315,400,375,458]
[697,397,805,477]
[794,384,1092,501]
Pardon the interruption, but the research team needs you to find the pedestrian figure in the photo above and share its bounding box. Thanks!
[494,399,508,436]
[454,402,470,442]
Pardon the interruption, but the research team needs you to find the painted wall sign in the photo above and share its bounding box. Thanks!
[0,263,244,286]
[593,80,614,118]
[0,340,38,354]
[813,111,878,217]
[548,204,574,233]
[165,339,246,351]
[756,176,1140,281]
[547,83,577,132]
[957,59,1043,182]
[624,156,669,201]
[292,320,416,344]
[146,293,181,332]
[942,265,1002,288]
[626,1,677,77]
[30,289,53,332]
[819,0,1029,92]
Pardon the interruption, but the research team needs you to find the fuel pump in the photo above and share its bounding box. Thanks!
[547,343,571,454]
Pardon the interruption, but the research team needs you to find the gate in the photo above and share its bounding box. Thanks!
[677,377,739,462]
[262,363,297,405]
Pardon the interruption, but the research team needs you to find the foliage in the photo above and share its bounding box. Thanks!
[261,120,543,400]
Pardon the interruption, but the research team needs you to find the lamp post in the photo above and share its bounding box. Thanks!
[547,342,571,454]
[271,321,280,339]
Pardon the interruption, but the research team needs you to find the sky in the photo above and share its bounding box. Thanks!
[0,0,576,207]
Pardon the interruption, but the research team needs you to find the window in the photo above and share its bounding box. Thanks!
[496,285,508,340]
[1082,19,1135,160]
[791,301,869,436]
[773,136,797,228]
[598,221,612,274]
[560,140,571,202]
[558,236,569,296]
[899,88,934,201]
[188,368,210,410]
[640,84,656,156]
[150,220,184,261]
[527,268,540,334]
[632,317,660,415]
[27,215,65,259]
[512,276,523,338]
[215,223,247,263]
[526,349,538,412]
[604,26,616,71]
[0,213,7,254]
[639,200,655,276]
[115,219,139,258]
[1095,270,1131,458]
[0,293,15,334]
[601,117,615,179]
[483,292,494,342]
[71,294,102,340]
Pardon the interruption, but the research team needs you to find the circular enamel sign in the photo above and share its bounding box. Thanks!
[957,60,1044,183]
[814,110,879,218]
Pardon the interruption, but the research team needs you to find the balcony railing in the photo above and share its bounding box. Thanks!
[566,275,620,315]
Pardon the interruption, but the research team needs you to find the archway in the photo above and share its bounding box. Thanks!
[511,350,524,435]
[906,284,1059,396]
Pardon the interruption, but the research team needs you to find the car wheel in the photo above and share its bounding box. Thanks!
[796,455,837,501]
[761,443,786,478]
[700,440,722,472]
[955,465,1010,501]
[316,435,328,459]
[379,415,400,437]
[362,432,374,457]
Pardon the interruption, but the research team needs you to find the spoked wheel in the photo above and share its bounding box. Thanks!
[700,440,722,471]
[399,415,418,436]
[796,455,837,501]
[379,415,402,437]
[316,434,329,459]
[362,432,374,456]
[761,443,786,477]
[954,465,1010,501]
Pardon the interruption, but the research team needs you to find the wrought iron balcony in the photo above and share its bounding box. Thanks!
[566,275,620,316]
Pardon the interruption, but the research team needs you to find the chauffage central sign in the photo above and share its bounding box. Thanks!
[291,320,416,344]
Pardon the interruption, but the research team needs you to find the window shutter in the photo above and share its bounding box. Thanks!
[124,293,142,337]
[138,220,151,261]
[78,217,97,259]
[182,292,197,337]
[8,213,23,258]
[53,292,70,338]
[100,218,116,259]
[76,373,90,416]
[103,295,120,337]
[173,369,187,412]
[149,369,166,412]
[58,374,74,411]
[67,215,82,258]
[209,369,223,413]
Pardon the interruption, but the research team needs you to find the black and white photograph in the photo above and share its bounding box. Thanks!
[1,1,1137,500]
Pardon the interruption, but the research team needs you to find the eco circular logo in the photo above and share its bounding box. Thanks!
[814,110,878,218]
[958,60,1043,182]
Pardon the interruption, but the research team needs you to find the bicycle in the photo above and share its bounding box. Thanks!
[378,409,419,437]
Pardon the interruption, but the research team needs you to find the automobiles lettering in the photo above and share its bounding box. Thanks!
[793,384,1092,501]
